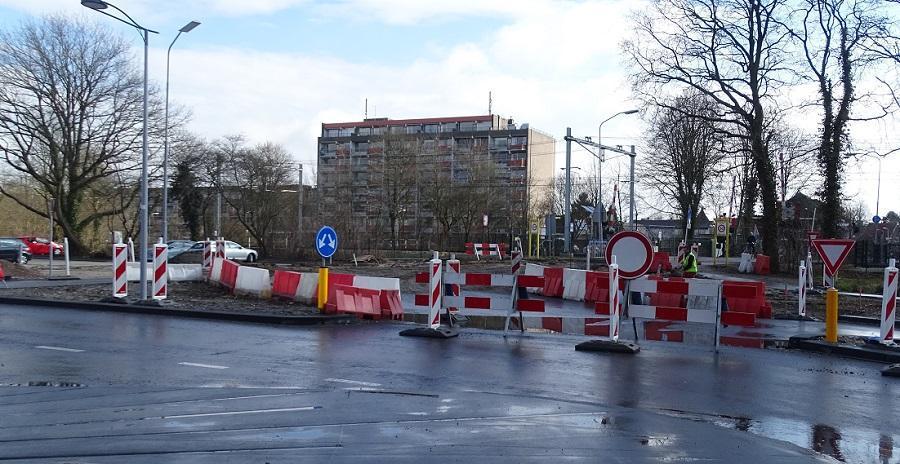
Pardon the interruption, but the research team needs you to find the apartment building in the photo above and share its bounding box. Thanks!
[317,114,555,251]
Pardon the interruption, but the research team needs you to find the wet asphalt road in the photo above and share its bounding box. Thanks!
[0,303,897,463]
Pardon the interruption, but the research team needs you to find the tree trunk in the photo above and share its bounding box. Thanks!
[751,119,780,272]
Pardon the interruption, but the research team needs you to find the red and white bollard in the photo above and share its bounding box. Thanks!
[202,239,213,269]
[428,252,443,329]
[609,255,620,342]
[112,243,128,298]
[881,258,897,343]
[798,260,807,317]
[823,265,834,288]
[511,250,522,275]
[152,243,168,300]
[446,254,460,313]
[216,238,226,260]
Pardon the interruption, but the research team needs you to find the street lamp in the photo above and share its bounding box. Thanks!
[163,20,201,243]
[82,0,158,300]
[597,109,638,239]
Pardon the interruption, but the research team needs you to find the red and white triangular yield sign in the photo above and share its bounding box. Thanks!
[811,239,855,276]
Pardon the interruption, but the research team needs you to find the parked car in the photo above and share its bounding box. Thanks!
[186,240,258,263]
[19,236,63,256]
[144,240,197,261]
[0,238,32,264]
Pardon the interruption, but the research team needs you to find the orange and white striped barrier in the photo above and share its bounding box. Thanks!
[152,243,168,300]
[216,238,226,260]
[627,277,723,349]
[511,250,522,275]
[112,243,128,298]
[465,242,507,260]
[798,260,807,317]
[446,255,461,312]
[426,256,442,329]
[881,259,897,344]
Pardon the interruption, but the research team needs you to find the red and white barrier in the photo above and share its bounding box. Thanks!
[415,268,545,314]
[511,251,522,275]
[465,242,507,260]
[235,265,272,298]
[216,238,226,260]
[427,256,442,328]
[152,243,168,300]
[609,257,620,342]
[881,259,897,343]
[562,268,587,301]
[112,243,127,298]
[798,260,807,317]
[210,257,223,283]
[446,256,461,312]
[202,240,213,269]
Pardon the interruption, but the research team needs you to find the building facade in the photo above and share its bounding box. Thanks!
[317,114,555,251]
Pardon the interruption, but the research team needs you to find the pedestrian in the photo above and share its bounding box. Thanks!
[745,233,756,255]
[680,244,699,278]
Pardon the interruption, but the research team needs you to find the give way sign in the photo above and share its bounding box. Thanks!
[811,239,855,276]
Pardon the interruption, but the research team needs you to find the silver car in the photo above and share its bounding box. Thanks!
[188,240,258,263]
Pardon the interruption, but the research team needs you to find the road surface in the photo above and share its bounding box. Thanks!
[0,303,897,463]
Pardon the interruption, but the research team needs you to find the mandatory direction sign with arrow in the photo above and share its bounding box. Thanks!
[316,226,338,259]
[811,239,855,276]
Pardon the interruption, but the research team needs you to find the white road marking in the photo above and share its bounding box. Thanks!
[163,406,316,419]
[178,362,229,370]
[324,378,381,387]
[35,346,84,353]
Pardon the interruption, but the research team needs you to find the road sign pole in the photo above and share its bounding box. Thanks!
[317,265,328,312]
[825,288,838,343]
[315,226,339,313]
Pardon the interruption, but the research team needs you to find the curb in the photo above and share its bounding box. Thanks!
[788,335,900,364]
[0,296,353,326]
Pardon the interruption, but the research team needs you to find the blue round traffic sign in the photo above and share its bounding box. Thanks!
[873,215,881,224]
[316,226,338,259]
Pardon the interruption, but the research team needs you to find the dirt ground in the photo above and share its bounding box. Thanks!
[0,281,322,316]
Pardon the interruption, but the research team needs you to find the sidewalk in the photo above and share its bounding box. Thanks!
[0,278,106,289]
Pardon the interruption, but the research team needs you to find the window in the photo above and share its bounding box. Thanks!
[476,121,491,131]
[324,142,337,153]
[339,128,353,137]
[474,137,488,149]
[355,142,369,152]
[510,136,527,147]
[406,125,422,134]
[493,137,508,148]
[373,127,385,135]
[389,125,404,134]
[423,140,436,152]
[424,124,439,134]
[441,122,457,132]
[457,138,473,151]
[324,128,341,137]
[358,127,371,136]
[459,121,476,132]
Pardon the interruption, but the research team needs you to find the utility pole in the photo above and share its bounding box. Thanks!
[297,163,304,239]
[47,198,54,280]
[564,127,572,254]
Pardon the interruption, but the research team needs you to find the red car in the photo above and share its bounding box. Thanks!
[19,236,64,256]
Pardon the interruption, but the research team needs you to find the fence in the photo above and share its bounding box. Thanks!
[852,241,900,269]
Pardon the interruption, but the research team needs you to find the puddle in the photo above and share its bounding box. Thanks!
[660,409,898,463]
[0,381,85,387]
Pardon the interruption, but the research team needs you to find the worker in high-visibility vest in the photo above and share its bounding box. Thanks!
[680,244,699,278]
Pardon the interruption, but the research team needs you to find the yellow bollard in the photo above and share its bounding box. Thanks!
[317,266,329,312]
[825,287,838,343]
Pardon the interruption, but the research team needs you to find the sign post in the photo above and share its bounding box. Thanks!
[315,226,338,312]
[811,238,855,343]
[576,231,653,354]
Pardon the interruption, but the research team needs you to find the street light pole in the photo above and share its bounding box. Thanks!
[597,109,638,242]
[629,145,636,229]
[163,21,200,243]
[564,127,572,255]
[82,0,158,300]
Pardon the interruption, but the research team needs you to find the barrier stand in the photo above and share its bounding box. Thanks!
[202,239,213,270]
[880,259,897,344]
[798,260,807,317]
[401,252,458,338]
[446,254,460,313]
[152,243,168,301]
[112,243,128,298]
[806,253,814,289]
[575,255,640,354]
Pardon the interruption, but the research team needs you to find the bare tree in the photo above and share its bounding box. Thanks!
[641,92,725,241]
[0,16,169,254]
[624,0,791,271]
[371,133,417,250]
[786,0,896,238]
[213,138,293,257]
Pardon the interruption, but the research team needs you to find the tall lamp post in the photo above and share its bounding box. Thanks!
[82,0,157,300]
[163,21,201,243]
[598,109,638,241]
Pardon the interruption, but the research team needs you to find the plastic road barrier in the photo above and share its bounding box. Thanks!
[798,261,807,317]
[152,243,168,300]
[112,243,128,298]
[235,266,272,299]
[882,259,898,343]
[202,240,213,269]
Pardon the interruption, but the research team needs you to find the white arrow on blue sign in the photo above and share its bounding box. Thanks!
[316,226,338,259]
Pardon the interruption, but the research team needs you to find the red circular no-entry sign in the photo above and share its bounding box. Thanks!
[605,231,653,279]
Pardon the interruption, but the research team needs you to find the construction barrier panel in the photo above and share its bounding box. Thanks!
[210,256,223,283]
[202,240,213,269]
[562,268,587,301]
[272,270,303,300]
[168,264,203,282]
[220,260,240,291]
[882,259,897,343]
[325,273,355,313]
[650,252,673,273]
[523,263,545,294]
[754,254,771,275]
[112,243,127,298]
[798,261,807,317]
[152,243,168,300]
[464,242,507,259]
[723,281,771,319]
[296,272,319,304]
[234,266,272,298]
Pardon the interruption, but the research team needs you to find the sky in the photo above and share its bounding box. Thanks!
[0,0,897,220]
